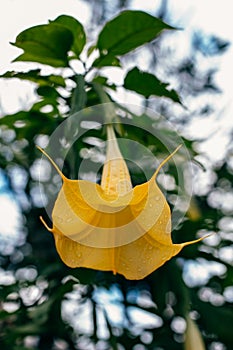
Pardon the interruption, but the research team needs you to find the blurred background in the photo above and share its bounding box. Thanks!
[0,1,233,349]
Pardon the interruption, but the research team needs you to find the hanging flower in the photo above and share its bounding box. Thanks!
[38,125,206,280]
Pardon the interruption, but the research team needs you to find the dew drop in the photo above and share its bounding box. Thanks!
[56,217,63,224]
[66,217,73,223]
[155,196,160,201]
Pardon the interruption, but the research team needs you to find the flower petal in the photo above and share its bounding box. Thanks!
[38,143,209,280]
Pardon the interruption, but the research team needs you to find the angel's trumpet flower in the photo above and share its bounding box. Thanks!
[38,125,207,280]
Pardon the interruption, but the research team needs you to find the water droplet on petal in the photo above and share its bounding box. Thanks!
[56,217,63,224]
[66,217,73,223]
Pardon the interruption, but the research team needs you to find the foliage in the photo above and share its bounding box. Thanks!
[0,7,232,350]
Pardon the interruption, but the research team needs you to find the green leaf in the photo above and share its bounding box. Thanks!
[0,110,57,140]
[97,10,175,56]
[31,99,59,116]
[12,23,73,67]
[0,70,66,87]
[52,15,86,57]
[92,76,108,85]
[14,323,44,335]
[48,74,66,87]
[92,76,117,90]
[37,86,60,99]
[93,54,121,68]
[28,298,54,325]
[193,294,233,346]
[124,67,182,104]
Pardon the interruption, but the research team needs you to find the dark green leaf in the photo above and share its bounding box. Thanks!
[193,294,233,346]
[93,54,121,68]
[28,298,54,325]
[0,110,57,141]
[12,23,73,67]
[48,74,66,87]
[0,70,66,87]
[37,86,60,99]
[31,99,59,116]
[92,76,117,90]
[124,67,182,104]
[14,323,44,335]
[52,15,86,57]
[92,76,108,85]
[97,10,175,56]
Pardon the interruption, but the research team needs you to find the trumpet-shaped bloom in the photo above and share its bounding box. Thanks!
[38,125,206,280]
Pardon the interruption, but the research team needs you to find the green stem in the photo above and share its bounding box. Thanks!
[93,82,116,124]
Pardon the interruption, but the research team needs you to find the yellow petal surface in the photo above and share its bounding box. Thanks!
[38,128,207,280]
[101,125,132,196]
[52,228,183,279]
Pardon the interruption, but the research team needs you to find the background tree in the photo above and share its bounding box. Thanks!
[0,3,232,350]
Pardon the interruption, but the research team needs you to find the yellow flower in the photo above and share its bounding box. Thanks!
[38,125,206,280]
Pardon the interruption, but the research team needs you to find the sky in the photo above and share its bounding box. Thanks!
[0,0,232,237]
